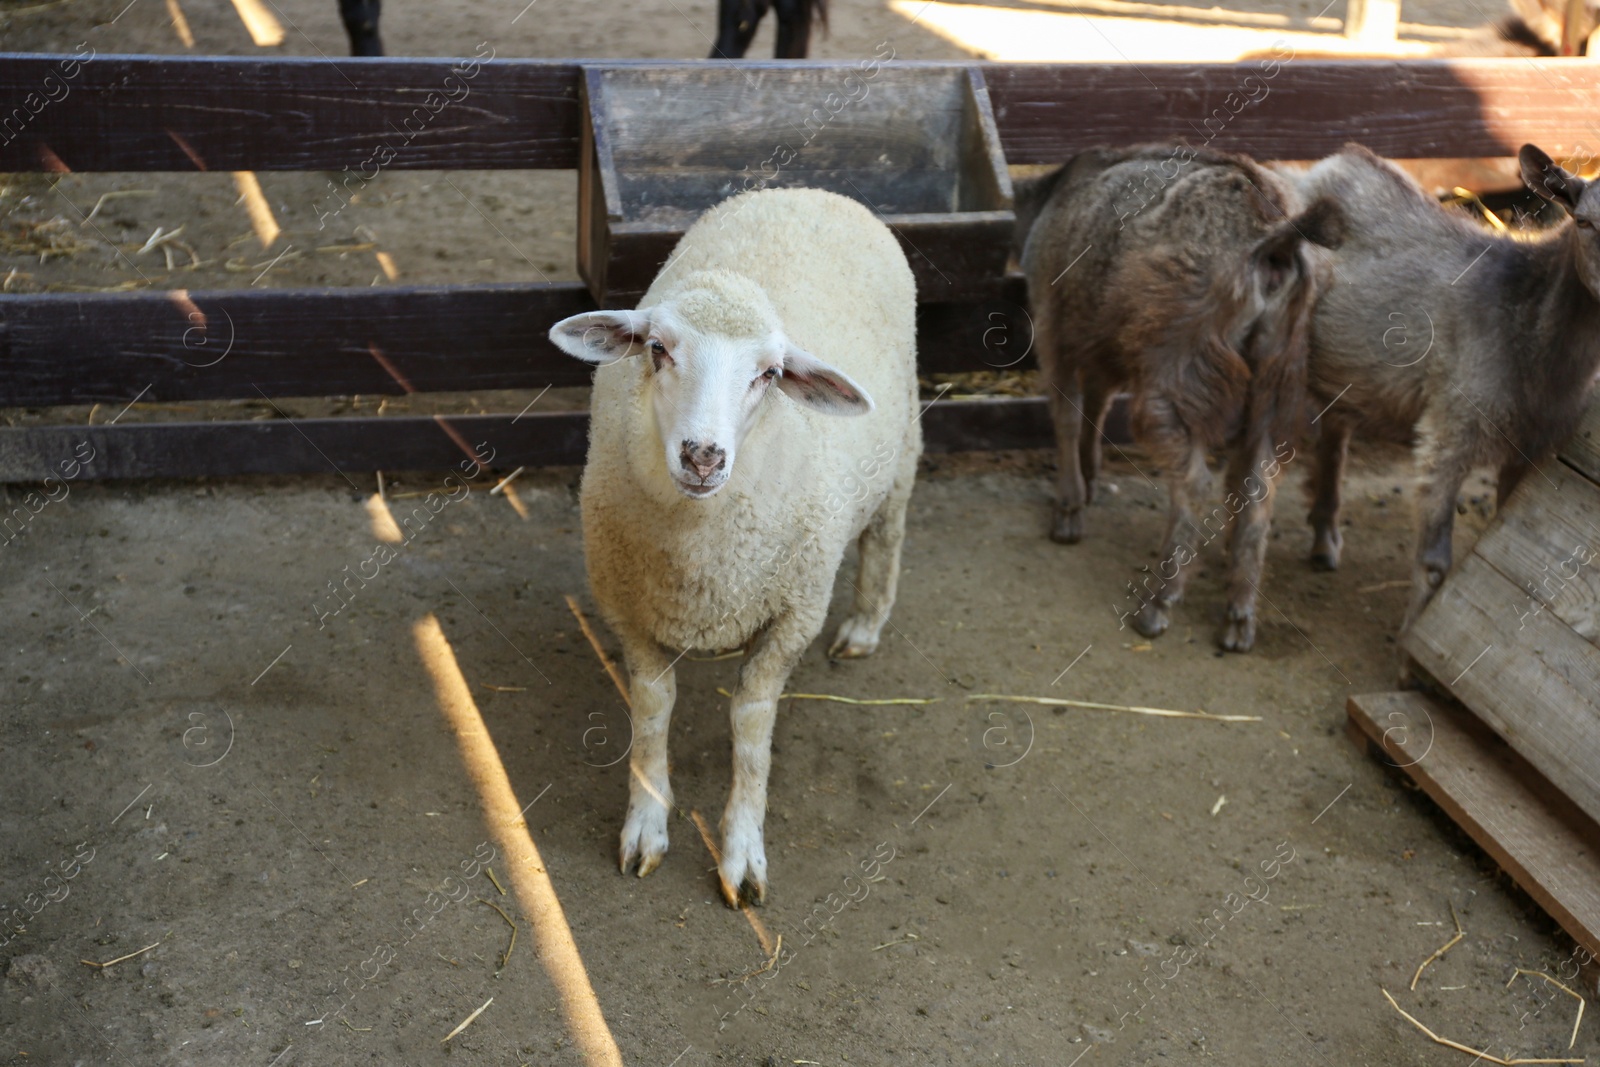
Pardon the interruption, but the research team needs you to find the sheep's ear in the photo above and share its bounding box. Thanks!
[548,310,653,364]
[776,341,874,416]
[1521,144,1586,212]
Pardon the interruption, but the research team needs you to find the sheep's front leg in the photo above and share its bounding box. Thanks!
[1308,417,1350,571]
[1219,439,1280,653]
[830,446,915,658]
[617,633,677,878]
[1133,442,1208,640]
[1079,374,1114,506]
[720,607,821,906]
[1038,308,1090,544]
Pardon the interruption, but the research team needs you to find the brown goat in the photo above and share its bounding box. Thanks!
[1016,145,1344,651]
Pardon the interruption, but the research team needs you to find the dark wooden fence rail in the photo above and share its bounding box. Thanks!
[3,56,1599,480]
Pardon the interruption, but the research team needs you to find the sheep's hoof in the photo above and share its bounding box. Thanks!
[1050,506,1085,545]
[1309,528,1342,571]
[1218,609,1256,653]
[717,821,768,908]
[1132,602,1170,639]
[828,616,881,659]
[618,801,670,879]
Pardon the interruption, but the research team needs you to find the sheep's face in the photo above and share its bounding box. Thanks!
[549,278,873,500]
[1522,144,1600,299]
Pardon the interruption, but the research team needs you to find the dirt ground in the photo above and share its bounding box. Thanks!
[4,0,1600,1065]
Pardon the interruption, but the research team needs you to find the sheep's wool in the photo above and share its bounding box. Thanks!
[579,188,920,654]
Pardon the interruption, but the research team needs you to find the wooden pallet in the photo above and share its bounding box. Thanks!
[1347,691,1600,958]
[1404,399,1600,826]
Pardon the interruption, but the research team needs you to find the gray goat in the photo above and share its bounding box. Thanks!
[1017,145,1343,651]
[1291,144,1600,645]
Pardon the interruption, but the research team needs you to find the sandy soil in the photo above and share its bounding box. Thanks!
[4,0,1598,1065]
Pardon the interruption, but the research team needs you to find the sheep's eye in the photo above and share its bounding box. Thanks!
[649,340,667,355]
[1577,217,1595,230]
[761,366,780,381]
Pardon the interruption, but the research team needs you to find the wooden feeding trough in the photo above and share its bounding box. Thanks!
[577,64,1015,306]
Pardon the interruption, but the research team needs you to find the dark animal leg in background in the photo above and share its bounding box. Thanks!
[772,0,814,58]
[340,0,383,56]
[1308,417,1349,570]
[710,0,769,59]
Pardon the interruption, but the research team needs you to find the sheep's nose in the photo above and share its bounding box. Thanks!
[680,441,726,480]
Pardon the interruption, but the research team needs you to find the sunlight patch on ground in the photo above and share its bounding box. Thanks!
[888,0,1440,60]
[414,613,624,1067]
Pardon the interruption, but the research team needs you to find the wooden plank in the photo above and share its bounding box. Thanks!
[1404,552,1600,827]
[1559,395,1600,487]
[985,59,1600,163]
[1470,462,1600,644]
[1348,690,1600,960]
[7,56,1600,173]
[0,284,598,405]
[0,396,1099,481]
[0,54,581,173]
[0,412,591,481]
[0,282,1044,406]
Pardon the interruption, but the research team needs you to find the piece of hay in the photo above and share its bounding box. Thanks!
[80,941,160,968]
[715,686,937,706]
[441,996,492,1044]
[1382,988,1583,1065]
[564,595,631,709]
[709,935,784,984]
[1411,902,1464,991]
[476,899,517,972]
[1505,969,1586,1049]
[687,650,744,662]
[967,693,1260,722]
[872,933,920,951]
[485,866,506,896]
[689,808,773,949]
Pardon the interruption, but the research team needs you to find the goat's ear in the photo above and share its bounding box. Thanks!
[548,310,653,364]
[775,341,875,416]
[1292,197,1345,250]
[1520,144,1586,212]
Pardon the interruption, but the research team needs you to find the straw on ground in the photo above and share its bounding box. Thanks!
[1411,902,1464,990]
[967,694,1260,722]
[1506,969,1586,1049]
[1382,988,1583,1065]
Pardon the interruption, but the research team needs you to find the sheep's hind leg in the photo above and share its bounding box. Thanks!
[617,633,677,879]
[829,448,915,658]
[721,606,822,906]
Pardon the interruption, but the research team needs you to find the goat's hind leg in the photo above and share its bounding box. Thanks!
[1219,439,1281,652]
[1308,416,1349,571]
[721,605,824,906]
[1133,439,1209,639]
[1079,373,1114,506]
[1042,323,1091,544]
[830,441,916,659]
[1398,422,1475,682]
[617,631,678,878]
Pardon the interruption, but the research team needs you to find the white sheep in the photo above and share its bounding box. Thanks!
[548,187,921,906]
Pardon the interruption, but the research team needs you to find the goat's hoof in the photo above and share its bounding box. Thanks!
[1083,479,1099,506]
[1218,611,1256,653]
[1132,602,1170,639]
[717,821,768,908]
[828,616,881,659]
[1310,529,1342,571]
[619,803,670,879]
[1050,507,1085,545]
